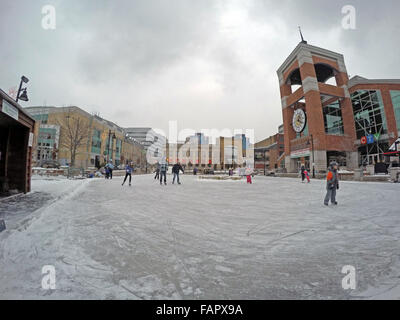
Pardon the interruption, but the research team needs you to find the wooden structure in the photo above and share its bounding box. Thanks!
[0,89,35,195]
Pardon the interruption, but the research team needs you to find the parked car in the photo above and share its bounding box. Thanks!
[39,160,60,169]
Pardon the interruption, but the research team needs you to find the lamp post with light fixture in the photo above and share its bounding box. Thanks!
[16,76,29,103]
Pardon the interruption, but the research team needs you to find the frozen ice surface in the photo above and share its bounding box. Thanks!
[1,175,400,299]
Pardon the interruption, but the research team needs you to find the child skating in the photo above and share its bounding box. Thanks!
[122,162,133,186]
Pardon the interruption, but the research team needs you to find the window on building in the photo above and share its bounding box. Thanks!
[351,90,388,139]
[91,129,102,154]
[32,114,48,124]
[323,100,344,135]
[390,90,400,132]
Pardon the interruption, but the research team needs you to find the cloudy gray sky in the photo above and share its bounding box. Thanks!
[1,0,399,141]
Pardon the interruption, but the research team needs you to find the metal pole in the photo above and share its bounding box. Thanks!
[311,134,315,178]
[264,150,266,176]
[107,130,111,163]
[16,79,23,102]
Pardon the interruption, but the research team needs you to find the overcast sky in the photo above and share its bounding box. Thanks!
[1,0,399,141]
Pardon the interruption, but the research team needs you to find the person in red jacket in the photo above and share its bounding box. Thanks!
[304,169,311,183]
[324,161,339,206]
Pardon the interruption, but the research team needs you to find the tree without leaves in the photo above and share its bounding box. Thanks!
[56,110,91,167]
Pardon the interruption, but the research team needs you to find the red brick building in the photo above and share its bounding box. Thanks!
[277,41,400,173]
[254,132,284,174]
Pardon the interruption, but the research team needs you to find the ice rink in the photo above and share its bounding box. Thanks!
[1,174,400,299]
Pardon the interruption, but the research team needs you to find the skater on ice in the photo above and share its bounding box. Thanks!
[154,162,160,180]
[172,162,184,184]
[105,161,114,179]
[324,161,339,206]
[304,169,311,183]
[159,161,168,185]
[300,164,306,183]
[122,162,133,186]
[245,166,253,184]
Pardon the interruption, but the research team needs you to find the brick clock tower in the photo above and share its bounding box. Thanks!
[277,41,358,173]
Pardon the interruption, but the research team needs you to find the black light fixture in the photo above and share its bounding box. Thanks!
[16,75,29,103]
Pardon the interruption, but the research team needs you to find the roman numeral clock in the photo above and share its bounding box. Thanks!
[292,108,307,133]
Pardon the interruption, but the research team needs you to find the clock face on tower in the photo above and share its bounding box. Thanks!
[292,109,307,133]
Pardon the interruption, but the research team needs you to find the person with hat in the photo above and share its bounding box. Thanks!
[324,161,339,206]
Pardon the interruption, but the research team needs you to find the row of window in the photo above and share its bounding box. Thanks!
[295,89,400,139]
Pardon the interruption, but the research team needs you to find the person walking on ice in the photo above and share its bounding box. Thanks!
[324,161,339,206]
[172,162,184,184]
[122,162,133,186]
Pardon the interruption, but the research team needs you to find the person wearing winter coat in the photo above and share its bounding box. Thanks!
[304,169,311,183]
[245,167,253,184]
[122,162,133,186]
[172,162,184,184]
[159,162,168,185]
[324,161,339,206]
[300,165,306,182]
[154,163,160,180]
[105,161,114,179]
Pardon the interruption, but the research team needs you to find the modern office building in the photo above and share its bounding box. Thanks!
[25,106,146,169]
[277,41,400,173]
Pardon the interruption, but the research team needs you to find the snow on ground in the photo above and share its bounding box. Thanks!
[0,174,400,299]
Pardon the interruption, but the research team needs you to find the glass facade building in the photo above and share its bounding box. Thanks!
[390,90,400,132]
[351,90,388,139]
[323,100,344,135]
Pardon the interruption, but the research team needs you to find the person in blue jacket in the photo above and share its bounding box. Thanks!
[122,162,133,186]
[105,161,114,179]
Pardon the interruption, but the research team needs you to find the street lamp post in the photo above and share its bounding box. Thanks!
[16,76,29,103]
[107,130,116,163]
[310,134,315,178]
[264,150,267,176]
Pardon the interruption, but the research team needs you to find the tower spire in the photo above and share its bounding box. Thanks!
[298,26,307,44]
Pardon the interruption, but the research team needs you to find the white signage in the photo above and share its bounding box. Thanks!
[28,132,34,147]
[291,148,311,159]
[2,99,19,121]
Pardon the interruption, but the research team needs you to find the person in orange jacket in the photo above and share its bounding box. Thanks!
[324,161,339,206]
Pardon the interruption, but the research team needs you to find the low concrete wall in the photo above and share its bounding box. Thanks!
[274,171,390,183]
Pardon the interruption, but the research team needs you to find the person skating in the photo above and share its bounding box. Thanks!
[324,161,339,206]
[154,163,160,180]
[104,166,110,179]
[193,167,198,175]
[172,162,184,184]
[300,165,306,183]
[105,161,114,179]
[159,162,168,185]
[245,167,253,184]
[122,162,133,186]
[304,169,311,183]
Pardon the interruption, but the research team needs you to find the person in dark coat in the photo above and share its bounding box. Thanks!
[324,161,339,206]
[300,165,306,182]
[172,162,184,184]
[154,162,160,180]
